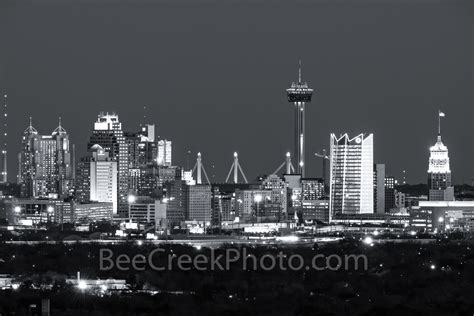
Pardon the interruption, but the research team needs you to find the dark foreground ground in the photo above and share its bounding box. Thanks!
[0,238,473,315]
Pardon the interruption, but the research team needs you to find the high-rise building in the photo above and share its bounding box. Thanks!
[301,178,328,222]
[88,113,128,217]
[164,178,186,226]
[185,184,212,223]
[157,140,172,166]
[286,60,313,177]
[374,164,385,214]
[211,188,236,224]
[89,145,118,214]
[301,178,325,200]
[384,176,396,212]
[428,113,453,201]
[211,183,252,225]
[18,118,74,198]
[75,156,92,203]
[125,123,159,169]
[329,133,374,219]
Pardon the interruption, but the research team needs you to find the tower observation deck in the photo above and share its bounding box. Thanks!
[286,60,313,177]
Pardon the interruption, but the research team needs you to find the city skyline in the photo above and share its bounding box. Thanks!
[1,0,473,184]
[3,106,468,185]
[1,1,473,314]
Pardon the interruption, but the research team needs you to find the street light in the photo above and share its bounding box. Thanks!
[14,206,21,213]
[254,194,262,222]
[128,195,137,204]
[78,280,88,291]
[47,206,54,223]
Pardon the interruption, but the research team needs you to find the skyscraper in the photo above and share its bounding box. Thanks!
[89,145,118,214]
[384,176,395,212]
[185,184,212,223]
[286,60,313,177]
[88,113,129,217]
[373,163,385,214]
[157,139,172,166]
[428,111,453,201]
[18,118,74,198]
[126,123,159,169]
[329,133,374,219]
[301,178,328,222]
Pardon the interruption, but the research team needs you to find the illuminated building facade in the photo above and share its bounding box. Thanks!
[157,140,172,166]
[384,176,396,212]
[428,135,453,201]
[373,163,385,214]
[89,144,118,214]
[185,184,212,223]
[329,133,374,220]
[18,119,74,198]
[301,178,328,222]
[88,113,128,217]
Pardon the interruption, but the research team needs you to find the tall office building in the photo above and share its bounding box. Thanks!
[75,156,91,203]
[211,183,251,225]
[89,145,118,214]
[384,176,395,212]
[157,140,172,166]
[18,119,74,198]
[301,178,328,222]
[428,115,453,201]
[88,113,128,217]
[373,164,385,214]
[126,123,159,169]
[185,184,212,223]
[329,133,374,219]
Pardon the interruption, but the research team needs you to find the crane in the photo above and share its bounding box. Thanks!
[314,149,329,188]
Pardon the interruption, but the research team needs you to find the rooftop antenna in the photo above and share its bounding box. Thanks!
[298,59,302,83]
[1,94,7,183]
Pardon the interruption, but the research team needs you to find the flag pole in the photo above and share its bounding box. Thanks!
[438,109,441,135]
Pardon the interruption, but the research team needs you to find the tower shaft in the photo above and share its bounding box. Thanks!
[294,101,305,176]
[287,60,313,177]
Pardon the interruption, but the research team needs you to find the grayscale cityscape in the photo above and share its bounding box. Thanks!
[1,0,473,315]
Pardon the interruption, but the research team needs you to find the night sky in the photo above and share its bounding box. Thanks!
[1,0,473,184]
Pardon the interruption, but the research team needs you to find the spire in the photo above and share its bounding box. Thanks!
[24,116,38,135]
[52,116,67,135]
[298,59,302,83]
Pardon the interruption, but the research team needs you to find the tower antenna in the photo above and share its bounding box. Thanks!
[1,93,7,183]
[298,59,302,83]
